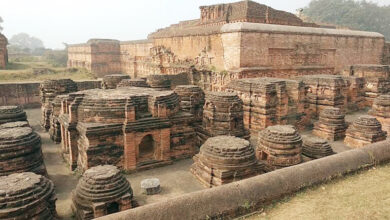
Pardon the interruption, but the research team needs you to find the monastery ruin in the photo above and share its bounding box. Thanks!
[1,0,390,219]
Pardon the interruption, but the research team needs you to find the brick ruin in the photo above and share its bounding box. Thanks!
[72,165,134,219]
[68,0,387,84]
[312,107,347,141]
[117,78,150,88]
[344,115,387,148]
[302,136,334,159]
[256,125,303,171]
[0,126,47,177]
[102,74,131,89]
[0,33,7,69]
[57,86,197,172]
[0,172,57,219]
[191,136,263,187]
[370,94,390,134]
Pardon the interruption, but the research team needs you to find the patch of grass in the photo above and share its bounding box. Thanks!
[244,164,390,220]
[0,57,96,82]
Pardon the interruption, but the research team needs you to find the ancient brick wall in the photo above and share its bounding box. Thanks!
[67,44,92,71]
[0,34,8,69]
[120,40,153,78]
[383,42,390,65]
[0,80,101,108]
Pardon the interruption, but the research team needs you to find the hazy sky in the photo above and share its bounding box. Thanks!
[1,0,390,49]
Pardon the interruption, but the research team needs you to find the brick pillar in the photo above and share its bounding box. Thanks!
[160,128,171,161]
[123,132,137,170]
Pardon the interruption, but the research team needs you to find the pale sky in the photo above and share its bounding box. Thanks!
[1,0,389,49]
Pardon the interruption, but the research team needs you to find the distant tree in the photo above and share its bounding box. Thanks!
[303,0,390,40]
[0,16,3,32]
[9,33,45,51]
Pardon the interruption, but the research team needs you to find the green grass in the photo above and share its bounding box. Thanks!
[243,163,390,220]
[0,57,97,82]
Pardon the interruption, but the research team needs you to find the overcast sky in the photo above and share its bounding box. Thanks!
[1,0,390,49]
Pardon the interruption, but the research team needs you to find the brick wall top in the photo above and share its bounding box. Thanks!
[221,22,385,38]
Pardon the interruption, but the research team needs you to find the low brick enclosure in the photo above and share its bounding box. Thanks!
[0,80,101,108]
[97,140,390,220]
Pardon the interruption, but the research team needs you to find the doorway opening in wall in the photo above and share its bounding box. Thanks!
[106,202,119,214]
[138,134,155,163]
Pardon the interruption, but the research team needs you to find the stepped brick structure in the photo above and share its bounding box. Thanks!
[49,95,68,143]
[174,85,205,122]
[68,1,387,87]
[40,79,78,131]
[0,106,27,125]
[102,74,131,89]
[0,127,47,176]
[72,165,134,219]
[257,125,302,170]
[117,78,150,88]
[226,78,307,133]
[0,33,7,69]
[67,39,121,77]
[344,115,387,148]
[298,75,347,117]
[191,136,263,187]
[58,87,197,171]
[198,92,248,144]
[312,107,347,141]
[146,74,171,90]
[0,172,57,219]
[342,76,366,110]
[343,65,390,106]
[302,136,334,159]
[369,94,390,134]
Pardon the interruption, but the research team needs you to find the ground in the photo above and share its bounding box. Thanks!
[25,108,204,219]
[0,57,95,82]
[242,163,390,220]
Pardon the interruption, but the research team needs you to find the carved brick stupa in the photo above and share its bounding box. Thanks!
[302,136,334,159]
[72,165,134,220]
[40,79,78,130]
[312,107,348,141]
[174,85,205,122]
[191,136,263,187]
[370,94,390,133]
[117,78,150,88]
[58,87,196,172]
[102,74,131,89]
[257,125,302,170]
[344,115,387,148]
[198,92,248,144]
[0,127,47,176]
[0,106,27,125]
[146,75,171,90]
[0,172,57,219]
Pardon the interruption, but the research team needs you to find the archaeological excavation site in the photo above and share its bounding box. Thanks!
[1,0,390,219]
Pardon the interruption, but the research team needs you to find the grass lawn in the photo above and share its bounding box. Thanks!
[243,163,390,220]
[0,57,96,82]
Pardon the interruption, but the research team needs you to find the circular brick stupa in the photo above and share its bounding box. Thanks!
[0,127,47,176]
[72,165,134,219]
[0,106,27,125]
[191,136,263,188]
[117,78,150,88]
[312,107,347,141]
[0,172,57,219]
[257,125,303,170]
[302,136,334,159]
[102,74,131,89]
[344,115,387,148]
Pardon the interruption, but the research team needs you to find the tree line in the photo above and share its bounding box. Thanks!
[303,0,390,40]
